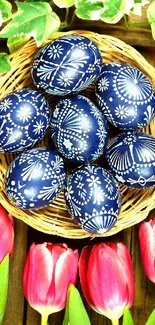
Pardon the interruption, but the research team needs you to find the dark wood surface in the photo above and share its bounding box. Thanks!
[1,18,155,325]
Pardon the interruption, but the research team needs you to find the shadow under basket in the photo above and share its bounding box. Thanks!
[0,30,155,239]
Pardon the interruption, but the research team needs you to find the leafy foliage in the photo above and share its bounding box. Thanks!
[0,254,9,324]
[0,0,153,74]
[0,2,60,46]
[53,0,74,8]
[147,0,155,39]
[75,0,103,20]
[63,284,91,325]
[123,307,134,325]
[0,0,12,25]
[0,53,11,73]
[145,308,155,325]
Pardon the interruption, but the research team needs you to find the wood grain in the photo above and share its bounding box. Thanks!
[3,219,28,325]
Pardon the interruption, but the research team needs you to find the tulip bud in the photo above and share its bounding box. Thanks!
[0,205,14,325]
[0,205,14,262]
[23,242,78,324]
[79,242,134,323]
[139,218,155,282]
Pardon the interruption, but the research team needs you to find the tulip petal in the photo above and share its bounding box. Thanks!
[0,206,14,262]
[49,248,78,309]
[139,221,155,282]
[87,243,128,319]
[23,243,54,308]
[113,242,134,307]
[46,243,68,303]
[79,246,94,307]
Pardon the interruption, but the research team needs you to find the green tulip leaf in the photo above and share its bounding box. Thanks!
[7,35,31,53]
[100,0,134,24]
[75,0,104,20]
[53,0,74,8]
[0,0,12,23]
[0,53,11,73]
[145,308,155,325]
[63,284,91,325]
[0,254,9,324]
[0,2,60,46]
[123,307,134,325]
[147,0,155,40]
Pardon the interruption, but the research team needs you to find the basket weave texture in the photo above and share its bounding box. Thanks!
[0,30,155,239]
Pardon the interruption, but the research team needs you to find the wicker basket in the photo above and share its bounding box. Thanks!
[0,30,155,239]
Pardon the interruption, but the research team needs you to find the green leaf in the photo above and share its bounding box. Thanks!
[147,0,155,40]
[0,2,60,46]
[145,308,155,325]
[26,0,51,2]
[0,0,12,22]
[53,0,74,8]
[100,0,134,24]
[0,254,9,324]
[7,35,31,53]
[123,307,134,325]
[62,284,91,325]
[75,0,104,20]
[0,53,11,73]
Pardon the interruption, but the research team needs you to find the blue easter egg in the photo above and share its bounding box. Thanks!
[95,62,155,130]
[5,147,66,209]
[0,88,50,153]
[50,95,108,163]
[105,131,155,189]
[31,34,102,96]
[64,164,121,234]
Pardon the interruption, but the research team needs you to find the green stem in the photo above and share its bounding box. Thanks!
[41,314,49,325]
[128,21,150,27]
[65,7,69,23]
[111,319,119,325]
[69,9,76,26]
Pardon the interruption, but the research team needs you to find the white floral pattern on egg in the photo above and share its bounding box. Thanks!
[95,63,155,130]
[64,164,121,234]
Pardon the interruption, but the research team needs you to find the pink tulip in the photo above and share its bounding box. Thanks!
[139,218,155,282]
[23,242,78,321]
[79,242,134,323]
[0,205,14,262]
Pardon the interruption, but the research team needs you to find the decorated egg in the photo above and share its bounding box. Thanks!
[31,34,102,96]
[64,164,121,234]
[95,62,155,130]
[105,131,155,189]
[5,147,66,209]
[50,95,108,163]
[0,88,50,153]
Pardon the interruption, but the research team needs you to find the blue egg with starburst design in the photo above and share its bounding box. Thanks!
[95,62,155,130]
[50,95,108,163]
[5,147,66,210]
[105,131,155,189]
[31,34,102,96]
[0,88,50,153]
[64,164,121,234]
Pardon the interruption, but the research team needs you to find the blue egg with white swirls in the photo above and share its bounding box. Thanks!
[105,131,155,189]
[5,147,66,210]
[95,62,155,130]
[31,34,102,96]
[50,95,108,163]
[0,88,50,153]
[64,164,121,234]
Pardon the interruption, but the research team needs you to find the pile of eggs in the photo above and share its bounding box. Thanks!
[1,34,155,235]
